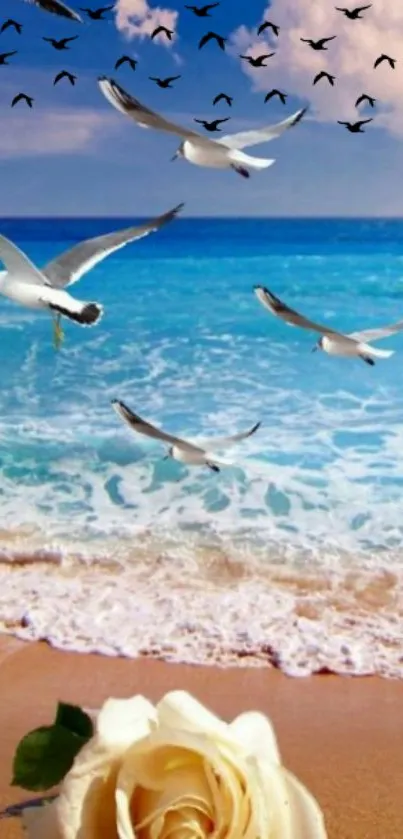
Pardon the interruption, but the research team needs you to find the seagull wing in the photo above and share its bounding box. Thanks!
[348,321,403,343]
[112,400,202,453]
[98,77,204,141]
[195,421,261,450]
[0,235,47,285]
[42,204,184,288]
[254,285,339,335]
[24,0,82,22]
[217,107,307,150]
[357,4,371,10]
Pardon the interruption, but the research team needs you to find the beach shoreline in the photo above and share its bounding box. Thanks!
[0,636,403,839]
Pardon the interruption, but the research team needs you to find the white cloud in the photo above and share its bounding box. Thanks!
[0,109,118,158]
[115,0,178,45]
[230,0,403,136]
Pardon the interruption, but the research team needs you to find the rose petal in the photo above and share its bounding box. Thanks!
[229,712,281,766]
[156,693,228,740]
[283,770,327,839]
[97,697,157,751]
[22,802,61,839]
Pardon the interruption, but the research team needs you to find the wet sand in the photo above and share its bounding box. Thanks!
[0,636,402,839]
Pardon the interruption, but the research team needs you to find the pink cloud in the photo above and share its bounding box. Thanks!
[230,1,403,136]
[0,109,118,158]
[115,0,178,45]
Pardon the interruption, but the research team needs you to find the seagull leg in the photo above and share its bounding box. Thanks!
[53,314,65,350]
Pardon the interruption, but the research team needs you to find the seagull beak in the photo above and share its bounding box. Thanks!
[311,345,318,353]
[170,151,178,162]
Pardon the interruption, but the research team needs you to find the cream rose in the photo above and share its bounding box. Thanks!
[23,691,327,839]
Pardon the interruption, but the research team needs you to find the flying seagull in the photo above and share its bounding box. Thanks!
[11,93,33,107]
[213,92,232,106]
[374,54,395,69]
[337,118,372,132]
[151,25,173,40]
[335,5,371,19]
[0,51,17,65]
[313,70,335,85]
[300,36,336,50]
[115,55,137,71]
[80,5,114,18]
[185,3,220,17]
[1,19,23,34]
[264,89,287,104]
[21,0,82,22]
[0,204,183,348]
[54,69,76,84]
[355,93,376,107]
[257,20,279,36]
[111,400,261,472]
[98,77,307,179]
[194,117,230,132]
[254,285,403,364]
[198,31,226,50]
[43,35,78,49]
[240,53,274,67]
[149,75,181,89]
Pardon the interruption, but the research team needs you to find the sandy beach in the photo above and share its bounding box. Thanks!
[0,636,402,839]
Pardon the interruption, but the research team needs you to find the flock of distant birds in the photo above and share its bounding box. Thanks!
[0,0,402,469]
[0,1,392,133]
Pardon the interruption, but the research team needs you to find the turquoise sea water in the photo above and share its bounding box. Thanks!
[1,216,403,675]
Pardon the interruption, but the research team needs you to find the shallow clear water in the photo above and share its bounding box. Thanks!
[1,216,403,676]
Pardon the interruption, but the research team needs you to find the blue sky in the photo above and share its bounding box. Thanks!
[0,0,402,216]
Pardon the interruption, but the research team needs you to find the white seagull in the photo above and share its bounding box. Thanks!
[0,204,183,347]
[112,400,261,472]
[98,77,307,178]
[21,0,83,22]
[254,285,403,364]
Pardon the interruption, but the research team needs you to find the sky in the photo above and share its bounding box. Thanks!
[0,0,402,216]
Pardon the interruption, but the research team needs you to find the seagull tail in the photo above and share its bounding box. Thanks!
[359,344,394,359]
[231,150,275,170]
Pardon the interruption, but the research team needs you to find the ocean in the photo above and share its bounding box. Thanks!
[0,216,403,676]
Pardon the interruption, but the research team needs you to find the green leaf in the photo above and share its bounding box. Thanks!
[11,725,88,792]
[55,702,94,739]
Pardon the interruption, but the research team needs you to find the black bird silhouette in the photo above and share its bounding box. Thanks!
[12,92,33,107]
[313,70,335,85]
[185,3,219,17]
[54,69,76,84]
[149,75,181,88]
[257,20,279,36]
[213,92,232,106]
[264,89,287,104]
[374,54,395,69]
[198,31,226,50]
[80,5,114,19]
[43,36,78,49]
[115,55,137,70]
[151,25,173,40]
[0,50,17,65]
[240,53,274,67]
[1,19,23,34]
[355,93,376,107]
[301,36,336,50]
[194,117,230,131]
[338,118,372,132]
[335,5,371,19]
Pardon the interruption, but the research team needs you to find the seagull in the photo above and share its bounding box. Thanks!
[12,93,33,107]
[185,3,220,17]
[115,55,137,71]
[0,204,183,348]
[98,77,307,179]
[337,118,372,132]
[355,93,376,107]
[194,117,230,132]
[43,35,78,49]
[254,285,403,364]
[240,53,274,67]
[21,0,82,22]
[1,19,23,34]
[149,75,181,88]
[198,31,226,50]
[0,51,17,65]
[257,20,279,36]
[80,5,114,19]
[313,70,335,85]
[111,400,261,472]
[54,69,76,84]
[151,25,173,40]
[213,92,232,106]
[374,54,395,69]
[335,5,371,19]
[300,36,336,50]
[264,89,287,104]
